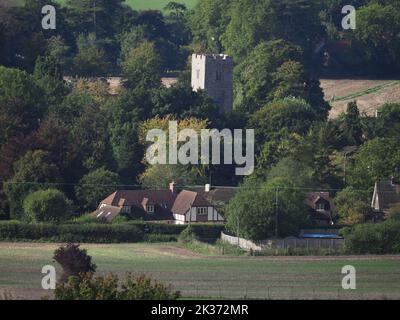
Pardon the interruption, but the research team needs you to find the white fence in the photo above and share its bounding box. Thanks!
[221,232,344,251]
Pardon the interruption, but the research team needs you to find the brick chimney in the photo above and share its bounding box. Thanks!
[169,181,177,194]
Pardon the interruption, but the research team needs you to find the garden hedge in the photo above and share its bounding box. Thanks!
[0,220,225,243]
[343,220,400,254]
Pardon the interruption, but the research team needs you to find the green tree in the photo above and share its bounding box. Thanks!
[340,101,363,146]
[234,40,303,111]
[75,168,120,211]
[0,66,44,145]
[72,33,109,77]
[334,187,370,225]
[348,137,400,189]
[33,55,68,106]
[4,150,62,220]
[70,101,114,171]
[376,103,400,138]
[189,0,232,53]
[250,98,318,146]
[122,41,162,90]
[226,178,310,240]
[23,188,72,223]
[352,3,400,75]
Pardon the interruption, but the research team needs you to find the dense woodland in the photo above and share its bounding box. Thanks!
[0,0,400,240]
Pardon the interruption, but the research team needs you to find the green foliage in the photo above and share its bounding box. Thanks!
[178,225,197,243]
[122,41,162,90]
[0,66,44,144]
[352,3,400,75]
[340,101,363,146]
[234,40,303,111]
[72,214,105,224]
[376,103,400,137]
[348,137,400,189]
[75,168,120,211]
[386,204,400,221]
[226,178,310,240]
[250,98,318,144]
[55,272,180,300]
[0,221,144,243]
[72,33,110,77]
[4,150,62,220]
[334,187,370,225]
[344,220,400,254]
[22,189,72,223]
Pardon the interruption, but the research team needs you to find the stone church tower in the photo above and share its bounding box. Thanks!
[191,54,233,113]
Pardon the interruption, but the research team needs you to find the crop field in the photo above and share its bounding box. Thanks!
[1,242,400,300]
[320,79,400,118]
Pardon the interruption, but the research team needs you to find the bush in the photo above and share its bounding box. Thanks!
[53,243,97,282]
[72,214,106,224]
[23,189,72,222]
[344,220,400,254]
[386,204,400,221]
[143,234,178,243]
[0,221,144,243]
[178,225,197,244]
[0,221,224,243]
[55,273,180,300]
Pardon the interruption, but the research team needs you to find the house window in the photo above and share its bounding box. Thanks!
[216,71,222,81]
[316,202,325,211]
[197,207,208,215]
[147,205,154,213]
[121,206,131,213]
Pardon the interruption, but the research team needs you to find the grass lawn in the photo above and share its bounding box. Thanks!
[1,242,400,300]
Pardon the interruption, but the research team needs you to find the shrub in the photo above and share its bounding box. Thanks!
[178,225,197,243]
[143,234,178,243]
[0,221,144,243]
[55,273,180,300]
[71,214,106,224]
[111,215,131,224]
[53,243,97,282]
[386,204,400,221]
[344,220,400,254]
[23,189,72,223]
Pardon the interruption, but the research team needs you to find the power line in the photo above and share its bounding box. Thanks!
[0,180,398,194]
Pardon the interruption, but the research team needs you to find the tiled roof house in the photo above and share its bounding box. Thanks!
[93,182,225,224]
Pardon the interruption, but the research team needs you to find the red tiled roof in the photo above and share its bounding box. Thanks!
[171,190,211,216]
[306,192,331,209]
[91,205,121,222]
[100,189,212,216]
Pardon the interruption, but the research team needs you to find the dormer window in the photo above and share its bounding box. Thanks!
[121,206,131,213]
[147,205,154,213]
[316,202,325,211]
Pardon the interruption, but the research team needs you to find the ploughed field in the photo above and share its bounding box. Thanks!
[321,79,400,118]
[1,243,400,300]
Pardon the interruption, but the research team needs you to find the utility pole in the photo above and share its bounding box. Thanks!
[275,188,279,239]
[237,215,240,248]
[343,151,349,184]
